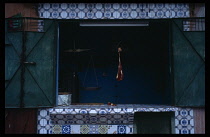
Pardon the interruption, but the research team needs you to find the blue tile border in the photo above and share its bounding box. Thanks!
[48,124,133,134]
[38,3,190,19]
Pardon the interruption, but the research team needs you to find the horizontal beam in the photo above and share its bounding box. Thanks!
[80,22,149,27]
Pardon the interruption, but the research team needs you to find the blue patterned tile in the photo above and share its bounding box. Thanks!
[61,3,68,10]
[61,11,68,18]
[98,109,107,114]
[181,128,189,134]
[117,125,126,134]
[62,125,71,134]
[89,125,99,134]
[175,108,194,134]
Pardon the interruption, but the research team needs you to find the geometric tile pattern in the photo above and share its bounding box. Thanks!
[37,109,52,134]
[175,108,194,134]
[98,125,108,134]
[50,124,133,134]
[117,125,126,134]
[37,106,195,134]
[107,125,133,134]
[50,113,134,125]
[62,125,71,134]
[38,3,190,19]
[51,125,62,134]
[80,125,90,134]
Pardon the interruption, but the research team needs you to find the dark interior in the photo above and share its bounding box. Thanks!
[134,112,174,134]
[59,20,171,104]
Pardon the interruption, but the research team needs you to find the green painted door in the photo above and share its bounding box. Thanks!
[5,20,22,107]
[5,19,57,108]
[172,18,205,107]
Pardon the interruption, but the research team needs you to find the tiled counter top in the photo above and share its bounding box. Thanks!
[49,104,178,114]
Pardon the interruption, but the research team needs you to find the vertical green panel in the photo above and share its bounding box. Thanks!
[184,32,205,60]
[23,20,56,107]
[24,68,54,107]
[5,45,20,87]
[5,19,57,108]
[172,19,205,107]
[5,69,21,107]
[6,32,23,56]
[5,32,22,82]
[5,20,22,107]
[25,32,43,56]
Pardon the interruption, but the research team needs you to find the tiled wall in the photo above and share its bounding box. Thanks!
[175,108,194,134]
[38,3,190,19]
[37,105,194,134]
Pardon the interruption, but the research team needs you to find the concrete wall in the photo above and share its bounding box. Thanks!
[5,3,38,18]
[5,3,40,32]
[193,108,205,134]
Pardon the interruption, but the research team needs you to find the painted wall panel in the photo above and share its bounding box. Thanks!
[5,109,37,134]
[193,108,205,134]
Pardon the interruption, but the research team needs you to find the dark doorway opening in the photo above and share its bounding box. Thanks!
[58,20,171,104]
[134,112,175,134]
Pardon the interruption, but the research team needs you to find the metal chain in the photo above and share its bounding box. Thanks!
[83,55,98,87]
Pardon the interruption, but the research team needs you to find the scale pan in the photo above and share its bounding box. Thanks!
[81,87,101,91]
[64,49,91,52]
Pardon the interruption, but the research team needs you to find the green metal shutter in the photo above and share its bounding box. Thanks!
[5,19,57,108]
[5,20,22,107]
[172,18,205,107]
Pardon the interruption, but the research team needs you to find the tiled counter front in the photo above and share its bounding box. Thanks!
[50,125,133,134]
[37,105,194,134]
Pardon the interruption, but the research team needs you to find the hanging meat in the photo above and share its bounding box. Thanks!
[116,47,123,81]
